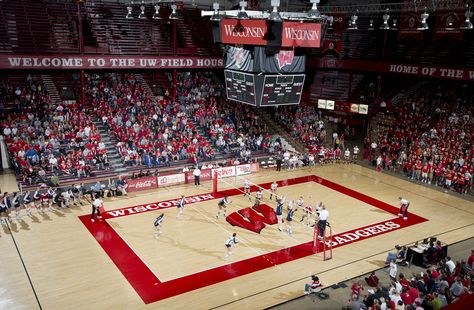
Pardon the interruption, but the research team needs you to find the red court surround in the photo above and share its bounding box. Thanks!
[79,175,427,304]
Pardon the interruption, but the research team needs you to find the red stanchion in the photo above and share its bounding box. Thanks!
[213,171,218,195]
[313,222,333,261]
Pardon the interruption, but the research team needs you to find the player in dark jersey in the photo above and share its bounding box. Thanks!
[176,195,186,218]
[154,213,164,238]
[216,196,231,219]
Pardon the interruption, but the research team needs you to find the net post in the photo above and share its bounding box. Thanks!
[213,171,218,195]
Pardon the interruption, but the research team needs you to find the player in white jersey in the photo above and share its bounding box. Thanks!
[344,148,351,164]
[176,195,186,218]
[300,204,313,226]
[216,196,232,219]
[270,181,278,200]
[32,187,44,214]
[12,192,22,221]
[244,180,251,196]
[296,196,304,210]
[254,189,263,207]
[224,233,238,260]
[154,213,164,238]
[352,146,360,162]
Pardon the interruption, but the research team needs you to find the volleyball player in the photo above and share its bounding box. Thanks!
[216,196,231,219]
[224,233,238,260]
[46,187,56,211]
[398,197,410,220]
[254,189,263,207]
[270,181,278,200]
[275,196,284,231]
[244,180,251,196]
[2,192,12,223]
[154,213,164,238]
[33,187,44,214]
[176,195,185,218]
[344,148,351,164]
[286,202,296,236]
[352,145,360,162]
[22,190,34,217]
[12,192,22,221]
[296,196,304,211]
[300,204,313,226]
[0,193,10,225]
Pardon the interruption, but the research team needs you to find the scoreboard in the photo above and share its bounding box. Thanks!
[259,74,305,106]
[225,70,305,106]
[224,70,257,106]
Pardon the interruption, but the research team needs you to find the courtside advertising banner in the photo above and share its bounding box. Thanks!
[219,163,260,177]
[236,164,252,175]
[157,173,185,187]
[127,176,158,192]
[185,169,213,183]
[212,166,236,179]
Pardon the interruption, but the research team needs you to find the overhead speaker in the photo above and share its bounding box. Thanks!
[211,20,222,43]
[266,19,282,51]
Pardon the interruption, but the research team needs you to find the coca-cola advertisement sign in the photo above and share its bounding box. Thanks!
[128,176,158,192]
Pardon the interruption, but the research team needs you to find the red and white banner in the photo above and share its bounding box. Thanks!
[220,19,321,48]
[281,22,321,48]
[127,176,158,192]
[221,19,268,46]
[310,58,474,81]
[235,163,259,176]
[157,173,185,187]
[0,55,224,69]
[185,169,213,183]
[212,166,236,179]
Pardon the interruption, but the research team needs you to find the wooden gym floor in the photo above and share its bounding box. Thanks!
[0,164,473,310]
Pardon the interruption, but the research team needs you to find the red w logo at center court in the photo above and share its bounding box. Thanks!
[226,204,277,233]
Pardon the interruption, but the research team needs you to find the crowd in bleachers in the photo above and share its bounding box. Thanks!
[342,247,474,310]
[370,86,473,194]
[197,99,273,158]
[1,75,104,186]
[274,105,326,150]
[89,72,216,168]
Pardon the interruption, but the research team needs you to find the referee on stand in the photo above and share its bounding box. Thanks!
[317,205,329,239]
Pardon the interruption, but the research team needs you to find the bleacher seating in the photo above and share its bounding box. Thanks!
[0,0,79,54]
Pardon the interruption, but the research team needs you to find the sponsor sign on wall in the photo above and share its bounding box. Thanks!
[127,176,158,192]
[212,166,236,179]
[157,173,185,187]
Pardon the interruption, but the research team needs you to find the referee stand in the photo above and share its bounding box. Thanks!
[313,221,333,261]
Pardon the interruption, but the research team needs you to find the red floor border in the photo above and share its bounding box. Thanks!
[79,175,427,304]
